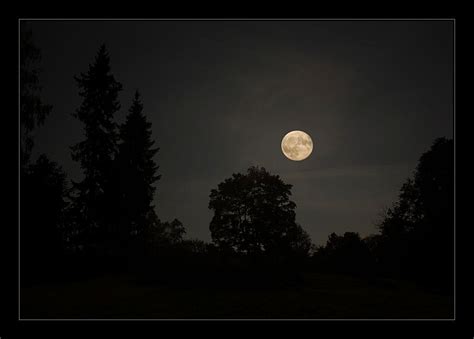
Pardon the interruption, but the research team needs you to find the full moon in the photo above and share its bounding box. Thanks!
[281,130,313,161]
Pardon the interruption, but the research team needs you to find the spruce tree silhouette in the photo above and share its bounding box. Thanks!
[116,91,161,253]
[69,44,123,256]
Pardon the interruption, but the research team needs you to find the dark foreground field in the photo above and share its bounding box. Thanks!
[20,272,453,319]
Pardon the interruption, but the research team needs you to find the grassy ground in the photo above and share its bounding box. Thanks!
[20,272,453,319]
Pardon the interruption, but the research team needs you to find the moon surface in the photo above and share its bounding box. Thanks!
[281,130,313,161]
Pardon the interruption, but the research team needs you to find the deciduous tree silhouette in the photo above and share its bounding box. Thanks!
[313,232,375,276]
[209,166,312,259]
[142,213,186,251]
[181,238,209,254]
[69,44,123,254]
[157,218,186,245]
[375,137,454,292]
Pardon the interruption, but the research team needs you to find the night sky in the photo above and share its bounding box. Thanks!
[27,20,454,245]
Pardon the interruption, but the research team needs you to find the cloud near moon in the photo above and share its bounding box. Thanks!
[281,130,313,161]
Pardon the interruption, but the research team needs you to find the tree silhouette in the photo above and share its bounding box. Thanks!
[209,166,311,258]
[157,219,186,245]
[313,232,374,276]
[375,137,454,291]
[69,44,123,254]
[20,24,69,285]
[20,22,52,169]
[21,154,68,285]
[116,91,161,249]
[181,238,209,255]
[142,212,186,251]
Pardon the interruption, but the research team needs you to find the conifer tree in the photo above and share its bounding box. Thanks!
[70,44,123,251]
[117,91,161,243]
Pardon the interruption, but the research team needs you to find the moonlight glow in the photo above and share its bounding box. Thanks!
[281,130,313,161]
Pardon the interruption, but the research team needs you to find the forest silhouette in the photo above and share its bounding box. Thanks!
[19,23,454,319]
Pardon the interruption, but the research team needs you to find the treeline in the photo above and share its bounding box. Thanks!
[20,24,454,294]
[20,26,192,284]
[312,137,454,293]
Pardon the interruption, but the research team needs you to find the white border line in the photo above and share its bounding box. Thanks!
[452,17,456,321]
[18,18,456,322]
[19,18,455,21]
[18,18,22,322]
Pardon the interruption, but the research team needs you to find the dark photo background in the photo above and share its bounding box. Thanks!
[19,19,454,319]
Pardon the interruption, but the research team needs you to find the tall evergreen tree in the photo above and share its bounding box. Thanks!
[70,44,123,252]
[117,91,161,245]
[20,22,52,169]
